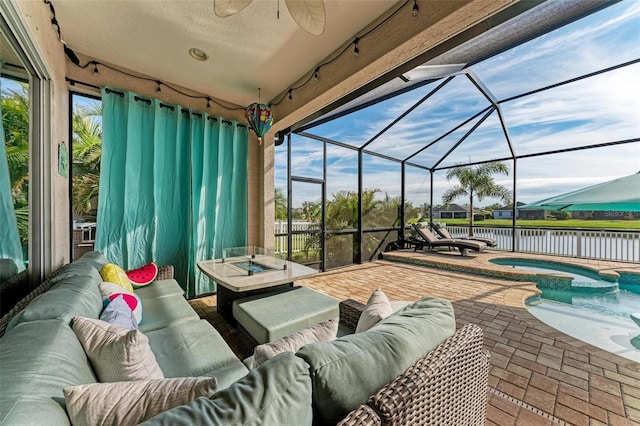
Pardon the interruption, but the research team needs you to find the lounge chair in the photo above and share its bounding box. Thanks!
[433,223,498,247]
[410,224,486,256]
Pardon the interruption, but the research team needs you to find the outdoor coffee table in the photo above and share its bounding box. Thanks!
[197,246,318,322]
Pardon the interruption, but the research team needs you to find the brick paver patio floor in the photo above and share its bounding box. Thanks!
[189,250,640,425]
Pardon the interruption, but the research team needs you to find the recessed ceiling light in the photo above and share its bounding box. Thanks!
[189,48,208,61]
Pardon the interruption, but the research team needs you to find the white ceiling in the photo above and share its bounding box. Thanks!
[53,0,398,107]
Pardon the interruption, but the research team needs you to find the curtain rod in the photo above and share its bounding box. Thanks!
[2,62,25,70]
[101,86,245,128]
[66,77,100,90]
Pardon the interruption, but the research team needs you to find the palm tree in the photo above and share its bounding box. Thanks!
[442,161,511,236]
[2,83,30,247]
[72,103,103,220]
[300,200,321,223]
[2,83,29,211]
[323,189,384,264]
[274,187,287,221]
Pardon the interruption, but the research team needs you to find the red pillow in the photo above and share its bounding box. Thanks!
[126,262,158,288]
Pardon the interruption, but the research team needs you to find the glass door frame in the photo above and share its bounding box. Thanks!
[1,4,53,286]
[287,134,326,271]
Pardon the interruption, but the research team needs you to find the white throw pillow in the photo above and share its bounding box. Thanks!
[71,316,164,382]
[390,300,412,312]
[355,288,393,333]
[63,377,217,426]
[253,319,338,367]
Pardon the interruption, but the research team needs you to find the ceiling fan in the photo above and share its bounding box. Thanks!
[214,0,326,36]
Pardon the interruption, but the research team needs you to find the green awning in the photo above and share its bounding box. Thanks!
[521,172,640,212]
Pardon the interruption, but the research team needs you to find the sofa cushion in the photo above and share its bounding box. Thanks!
[72,316,164,382]
[253,319,338,367]
[140,352,312,426]
[63,377,218,426]
[355,288,393,333]
[0,319,96,426]
[74,250,110,271]
[48,261,103,287]
[296,296,456,426]
[137,293,199,333]
[6,274,103,332]
[0,258,18,281]
[146,319,249,389]
[135,279,185,301]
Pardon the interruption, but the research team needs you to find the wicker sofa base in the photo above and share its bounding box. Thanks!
[338,322,490,426]
[210,296,491,425]
[236,322,260,359]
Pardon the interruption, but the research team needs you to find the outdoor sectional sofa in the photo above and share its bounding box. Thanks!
[0,251,490,425]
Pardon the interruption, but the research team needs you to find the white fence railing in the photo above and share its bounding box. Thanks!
[274,223,639,263]
[73,222,97,243]
[70,221,640,263]
[73,221,639,263]
[444,225,639,263]
[274,221,317,253]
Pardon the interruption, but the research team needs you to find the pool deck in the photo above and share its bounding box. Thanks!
[189,249,640,425]
[382,248,640,284]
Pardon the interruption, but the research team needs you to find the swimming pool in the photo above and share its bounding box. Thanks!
[490,257,618,290]
[490,257,640,361]
[489,258,640,317]
[382,251,640,360]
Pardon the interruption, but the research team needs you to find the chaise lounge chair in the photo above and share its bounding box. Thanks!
[433,223,498,247]
[409,224,486,256]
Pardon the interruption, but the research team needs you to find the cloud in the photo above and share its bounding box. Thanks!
[275,2,640,208]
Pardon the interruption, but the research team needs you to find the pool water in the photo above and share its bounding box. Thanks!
[489,258,640,318]
[536,287,640,320]
[506,264,599,283]
[489,258,640,362]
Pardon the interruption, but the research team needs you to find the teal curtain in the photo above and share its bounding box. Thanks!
[0,66,26,274]
[96,88,248,297]
[190,113,248,294]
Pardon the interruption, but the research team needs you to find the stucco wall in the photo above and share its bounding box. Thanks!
[13,0,70,271]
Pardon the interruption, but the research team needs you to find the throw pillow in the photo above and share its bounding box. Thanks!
[99,294,138,330]
[355,288,393,333]
[126,262,159,288]
[253,319,338,367]
[100,263,135,293]
[63,377,217,426]
[71,316,164,382]
[139,352,312,426]
[99,282,143,324]
[390,300,412,312]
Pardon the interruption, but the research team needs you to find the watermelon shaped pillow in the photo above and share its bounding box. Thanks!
[126,262,158,288]
[99,282,143,324]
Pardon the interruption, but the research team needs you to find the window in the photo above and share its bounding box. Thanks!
[70,93,102,260]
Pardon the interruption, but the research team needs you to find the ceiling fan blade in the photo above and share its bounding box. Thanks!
[214,0,253,18]
[284,0,326,36]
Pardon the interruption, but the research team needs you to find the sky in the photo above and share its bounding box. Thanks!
[2,2,639,211]
[274,0,640,208]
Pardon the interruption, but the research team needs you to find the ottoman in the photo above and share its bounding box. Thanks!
[232,286,339,358]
